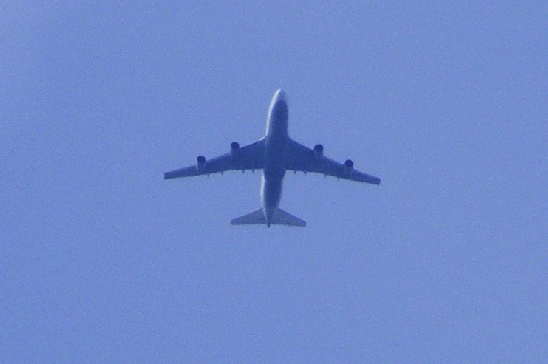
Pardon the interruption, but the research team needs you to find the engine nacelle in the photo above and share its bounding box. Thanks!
[313,144,324,159]
[230,141,240,157]
[344,159,354,174]
[196,155,206,172]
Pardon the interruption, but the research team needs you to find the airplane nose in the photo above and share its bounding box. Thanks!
[275,89,287,102]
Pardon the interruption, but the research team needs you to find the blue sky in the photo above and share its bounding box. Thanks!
[2,1,547,362]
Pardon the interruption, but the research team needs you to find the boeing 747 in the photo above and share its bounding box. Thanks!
[164,89,380,227]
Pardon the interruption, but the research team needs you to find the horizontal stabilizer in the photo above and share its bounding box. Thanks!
[231,209,266,225]
[272,208,306,227]
[231,208,306,227]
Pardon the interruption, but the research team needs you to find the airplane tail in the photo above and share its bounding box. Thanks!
[231,208,306,227]
[230,209,265,225]
[271,208,306,227]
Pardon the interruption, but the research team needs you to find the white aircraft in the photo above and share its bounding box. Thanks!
[164,89,380,227]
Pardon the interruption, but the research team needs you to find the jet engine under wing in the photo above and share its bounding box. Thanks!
[285,139,381,184]
[164,138,265,179]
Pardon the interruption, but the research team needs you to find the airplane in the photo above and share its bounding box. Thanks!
[164,89,380,227]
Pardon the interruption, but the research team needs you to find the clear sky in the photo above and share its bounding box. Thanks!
[2,1,547,363]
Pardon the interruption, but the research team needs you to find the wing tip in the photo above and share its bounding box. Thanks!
[163,171,175,179]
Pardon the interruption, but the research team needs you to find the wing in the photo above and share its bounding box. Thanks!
[285,139,381,184]
[164,138,265,179]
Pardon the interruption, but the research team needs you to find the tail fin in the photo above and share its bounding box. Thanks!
[231,208,306,227]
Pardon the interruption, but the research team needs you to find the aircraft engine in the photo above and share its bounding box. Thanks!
[344,159,354,174]
[230,141,240,157]
[196,155,206,172]
[313,144,324,159]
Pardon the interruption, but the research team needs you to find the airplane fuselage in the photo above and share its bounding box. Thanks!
[261,90,289,226]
